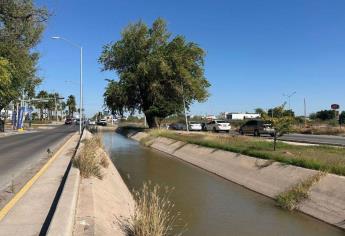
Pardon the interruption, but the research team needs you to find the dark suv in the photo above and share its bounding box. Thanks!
[239,119,275,137]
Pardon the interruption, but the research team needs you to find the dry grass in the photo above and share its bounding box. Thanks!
[118,182,182,236]
[73,135,106,179]
[294,126,345,136]
[147,129,345,176]
[100,151,110,168]
[276,172,325,211]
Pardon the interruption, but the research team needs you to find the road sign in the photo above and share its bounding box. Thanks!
[331,104,340,110]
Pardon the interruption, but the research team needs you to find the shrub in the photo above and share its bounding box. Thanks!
[73,136,104,179]
[276,172,325,211]
[118,182,182,236]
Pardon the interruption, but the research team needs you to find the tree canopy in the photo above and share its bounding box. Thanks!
[0,0,48,111]
[66,95,77,116]
[99,18,210,127]
[263,104,293,151]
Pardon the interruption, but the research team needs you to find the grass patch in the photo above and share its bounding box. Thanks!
[276,172,325,210]
[139,135,156,147]
[118,182,183,236]
[73,135,105,179]
[146,129,345,176]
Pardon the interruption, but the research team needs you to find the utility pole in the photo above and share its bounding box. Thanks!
[283,91,296,110]
[55,95,58,122]
[303,98,307,127]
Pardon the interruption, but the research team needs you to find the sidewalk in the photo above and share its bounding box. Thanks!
[0,129,37,138]
[0,132,79,235]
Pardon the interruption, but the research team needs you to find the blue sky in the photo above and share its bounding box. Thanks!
[35,0,345,117]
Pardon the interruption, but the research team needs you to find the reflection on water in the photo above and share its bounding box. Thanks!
[103,132,344,236]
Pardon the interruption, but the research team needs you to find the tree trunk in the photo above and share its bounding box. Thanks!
[273,132,277,151]
[145,113,158,128]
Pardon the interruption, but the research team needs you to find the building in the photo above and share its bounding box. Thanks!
[225,113,260,120]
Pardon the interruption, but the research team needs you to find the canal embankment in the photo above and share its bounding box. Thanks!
[118,127,345,231]
[72,130,134,236]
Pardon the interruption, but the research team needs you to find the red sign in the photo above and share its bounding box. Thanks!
[331,104,340,110]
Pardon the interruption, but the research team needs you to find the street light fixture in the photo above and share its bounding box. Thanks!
[52,36,83,136]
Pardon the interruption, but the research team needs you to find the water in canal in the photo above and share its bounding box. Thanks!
[103,132,344,236]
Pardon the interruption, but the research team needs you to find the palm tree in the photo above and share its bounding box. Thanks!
[35,90,48,120]
[66,95,76,117]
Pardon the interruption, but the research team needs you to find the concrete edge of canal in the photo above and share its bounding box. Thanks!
[121,129,345,231]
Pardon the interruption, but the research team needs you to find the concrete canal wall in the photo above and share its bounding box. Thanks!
[123,129,345,231]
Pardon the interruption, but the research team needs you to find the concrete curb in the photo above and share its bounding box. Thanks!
[47,167,80,236]
[125,130,345,231]
[47,131,88,236]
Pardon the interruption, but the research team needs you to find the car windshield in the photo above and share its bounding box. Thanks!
[216,120,228,123]
[189,121,200,124]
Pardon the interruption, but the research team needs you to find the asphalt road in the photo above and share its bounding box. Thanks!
[279,133,345,146]
[180,129,345,146]
[0,125,77,193]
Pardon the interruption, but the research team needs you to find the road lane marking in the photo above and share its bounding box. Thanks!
[0,131,78,221]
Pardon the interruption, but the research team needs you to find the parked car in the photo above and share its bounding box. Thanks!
[88,120,96,125]
[188,121,202,131]
[97,119,107,126]
[206,120,231,132]
[239,119,275,137]
[169,122,186,130]
[65,118,72,125]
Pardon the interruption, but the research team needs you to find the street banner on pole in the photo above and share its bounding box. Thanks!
[17,107,24,129]
[12,110,17,129]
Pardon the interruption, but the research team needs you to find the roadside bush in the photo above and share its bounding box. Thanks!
[73,135,105,179]
[118,182,182,236]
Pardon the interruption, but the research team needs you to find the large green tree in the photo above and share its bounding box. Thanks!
[99,18,210,127]
[0,0,48,111]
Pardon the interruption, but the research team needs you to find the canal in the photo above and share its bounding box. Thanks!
[103,132,344,236]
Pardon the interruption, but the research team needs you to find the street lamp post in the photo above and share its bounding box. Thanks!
[52,36,83,136]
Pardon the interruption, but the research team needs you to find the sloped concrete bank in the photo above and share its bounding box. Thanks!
[120,129,345,231]
[74,130,134,236]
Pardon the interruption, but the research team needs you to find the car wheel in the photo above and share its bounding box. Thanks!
[239,129,244,135]
[213,127,218,133]
[270,133,275,137]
